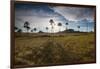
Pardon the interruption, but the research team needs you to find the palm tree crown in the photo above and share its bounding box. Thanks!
[24,21,30,32]
[77,26,80,32]
[58,23,62,26]
[33,28,37,32]
[66,23,68,25]
[78,26,80,28]
[46,27,48,30]
[49,19,54,25]
[58,23,62,32]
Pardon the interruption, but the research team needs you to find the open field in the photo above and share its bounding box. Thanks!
[14,32,96,67]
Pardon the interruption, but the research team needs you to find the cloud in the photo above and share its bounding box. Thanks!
[15,3,69,32]
[77,19,94,28]
[15,3,95,32]
[51,6,95,21]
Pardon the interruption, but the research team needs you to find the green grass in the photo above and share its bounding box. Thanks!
[14,32,96,66]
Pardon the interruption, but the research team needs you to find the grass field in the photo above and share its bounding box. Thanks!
[14,32,96,67]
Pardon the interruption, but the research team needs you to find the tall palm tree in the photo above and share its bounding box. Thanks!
[58,23,62,32]
[46,27,49,33]
[87,22,88,32]
[49,19,55,33]
[77,26,80,32]
[24,21,30,33]
[66,22,69,30]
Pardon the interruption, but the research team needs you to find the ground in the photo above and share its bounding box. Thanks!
[14,32,96,67]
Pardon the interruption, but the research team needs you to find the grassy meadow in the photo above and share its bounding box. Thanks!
[14,32,96,67]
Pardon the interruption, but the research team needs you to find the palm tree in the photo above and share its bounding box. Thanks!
[77,26,80,32]
[24,21,30,33]
[49,19,54,25]
[31,29,33,32]
[14,26,19,32]
[65,22,69,30]
[26,26,30,32]
[14,26,18,30]
[49,19,55,33]
[46,27,49,33]
[17,29,22,35]
[87,22,88,32]
[17,29,22,33]
[33,28,37,32]
[38,30,43,33]
[58,23,62,32]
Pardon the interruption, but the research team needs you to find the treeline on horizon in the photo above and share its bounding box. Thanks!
[15,19,94,33]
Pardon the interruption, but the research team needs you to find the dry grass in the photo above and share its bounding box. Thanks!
[14,32,96,66]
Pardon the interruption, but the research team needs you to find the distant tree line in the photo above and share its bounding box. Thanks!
[15,19,91,33]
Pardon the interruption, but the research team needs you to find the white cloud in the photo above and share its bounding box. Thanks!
[15,4,95,33]
[51,6,95,21]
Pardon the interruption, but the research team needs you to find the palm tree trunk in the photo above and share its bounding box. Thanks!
[87,23,88,32]
[59,27,60,32]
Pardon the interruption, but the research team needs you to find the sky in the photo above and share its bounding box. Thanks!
[15,2,95,33]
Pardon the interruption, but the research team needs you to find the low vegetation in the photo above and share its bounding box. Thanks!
[14,32,95,67]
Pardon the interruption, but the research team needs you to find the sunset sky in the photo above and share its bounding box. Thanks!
[15,2,95,33]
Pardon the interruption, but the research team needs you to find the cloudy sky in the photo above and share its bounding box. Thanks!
[15,2,95,33]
